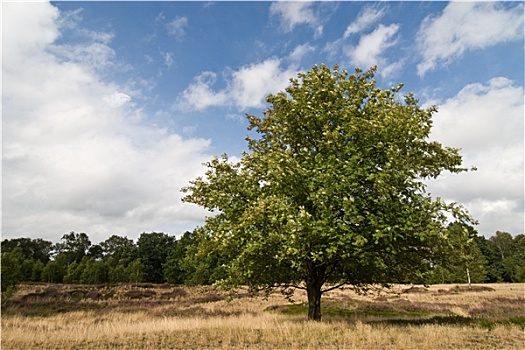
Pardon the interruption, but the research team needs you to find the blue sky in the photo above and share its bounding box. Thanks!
[2,1,524,243]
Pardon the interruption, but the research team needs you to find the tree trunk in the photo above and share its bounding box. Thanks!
[306,263,324,321]
[307,281,322,321]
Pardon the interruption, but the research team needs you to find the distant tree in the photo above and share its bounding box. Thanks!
[31,260,45,282]
[41,253,68,283]
[56,232,92,264]
[485,231,515,282]
[80,258,109,284]
[1,247,24,293]
[164,231,195,284]
[1,237,53,263]
[511,235,525,282]
[126,258,144,283]
[87,244,104,260]
[20,258,37,282]
[137,232,176,283]
[182,65,475,320]
[100,235,137,266]
[501,234,525,282]
[63,261,82,284]
[109,264,129,284]
[430,223,487,285]
[489,231,514,261]
[164,230,229,285]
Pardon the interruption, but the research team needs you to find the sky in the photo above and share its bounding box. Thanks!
[2,1,524,244]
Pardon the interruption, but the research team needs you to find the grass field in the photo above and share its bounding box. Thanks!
[1,283,524,349]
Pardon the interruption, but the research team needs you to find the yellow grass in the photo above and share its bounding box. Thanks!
[2,283,524,349]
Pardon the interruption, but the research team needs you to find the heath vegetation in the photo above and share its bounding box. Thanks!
[1,283,523,349]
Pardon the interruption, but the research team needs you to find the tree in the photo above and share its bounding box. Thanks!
[100,235,137,267]
[182,65,474,320]
[109,264,129,284]
[80,258,109,284]
[485,231,515,282]
[164,231,195,284]
[63,261,82,284]
[87,244,104,260]
[56,232,92,264]
[1,237,53,263]
[126,258,144,283]
[1,247,24,293]
[430,223,487,284]
[509,235,525,282]
[41,253,68,283]
[137,232,176,283]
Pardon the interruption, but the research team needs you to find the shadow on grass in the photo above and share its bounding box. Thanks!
[267,303,525,330]
[371,315,473,327]
[372,315,525,330]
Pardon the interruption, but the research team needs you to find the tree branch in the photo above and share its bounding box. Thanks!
[321,281,348,294]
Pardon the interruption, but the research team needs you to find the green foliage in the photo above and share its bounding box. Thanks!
[100,235,137,267]
[475,231,525,283]
[182,64,476,320]
[429,223,487,284]
[1,247,24,292]
[109,264,129,284]
[126,258,145,283]
[164,231,194,284]
[31,260,45,282]
[137,232,176,283]
[41,256,67,283]
[63,261,82,284]
[164,230,228,285]
[1,237,53,263]
[80,258,109,284]
[56,232,92,264]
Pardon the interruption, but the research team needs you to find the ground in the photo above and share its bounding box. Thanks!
[1,283,524,349]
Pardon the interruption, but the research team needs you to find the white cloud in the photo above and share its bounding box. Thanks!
[51,42,117,72]
[229,59,297,110]
[427,77,524,236]
[417,2,524,76]
[163,51,174,69]
[431,78,523,152]
[176,58,298,111]
[343,5,385,38]
[288,43,316,64]
[226,114,246,123]
[177,71,229,111]
[105,91,133,108]
[270,1,323,37]
[2,2,213,242]
[345,24,401,76]
[323,4,400,78]
[166,16,188,40]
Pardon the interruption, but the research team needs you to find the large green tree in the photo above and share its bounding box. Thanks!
[183,65,474,321]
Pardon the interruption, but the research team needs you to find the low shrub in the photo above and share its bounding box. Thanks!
[123,290,156,299]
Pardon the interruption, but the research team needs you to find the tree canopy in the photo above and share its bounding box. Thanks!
[182,64,476,320]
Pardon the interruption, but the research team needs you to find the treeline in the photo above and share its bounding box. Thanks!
[1,231,226,293]
[2,228,525,294]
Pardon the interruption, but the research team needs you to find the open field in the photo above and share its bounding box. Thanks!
[1,283,524,349]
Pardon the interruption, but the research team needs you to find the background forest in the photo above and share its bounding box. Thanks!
[2,227,524,297]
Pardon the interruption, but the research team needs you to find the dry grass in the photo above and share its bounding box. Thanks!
[1,283,524,349]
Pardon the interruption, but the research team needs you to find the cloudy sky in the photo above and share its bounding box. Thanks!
[2,1,523,243]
